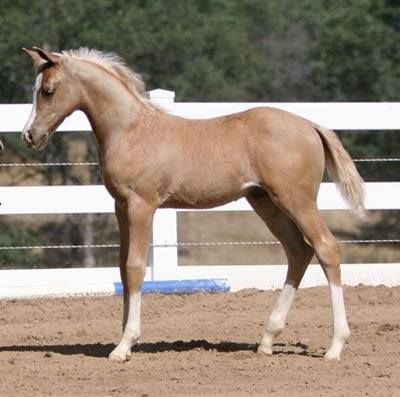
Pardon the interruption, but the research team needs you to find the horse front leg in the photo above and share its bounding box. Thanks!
[109,195,155,362]
[115,201,129,332]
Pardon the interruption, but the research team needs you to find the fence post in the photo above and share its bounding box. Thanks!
[151,210,179,281]
[147,89,178,281]
[148,88,176,108]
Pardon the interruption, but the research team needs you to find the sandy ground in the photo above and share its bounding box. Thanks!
[0,285,399,396]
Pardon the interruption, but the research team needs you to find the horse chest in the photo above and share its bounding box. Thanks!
[100,161,134,201]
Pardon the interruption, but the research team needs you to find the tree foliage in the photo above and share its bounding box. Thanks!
[308,0,400,101]
[1,0,398,102]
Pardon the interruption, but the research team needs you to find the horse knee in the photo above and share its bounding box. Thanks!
[314,236,343,285]
[315,235,341,269]
[125,262,146,291]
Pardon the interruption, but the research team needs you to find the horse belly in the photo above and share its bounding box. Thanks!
[161,177,248,210]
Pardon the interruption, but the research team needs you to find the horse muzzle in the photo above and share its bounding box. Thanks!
[22,129,50,150]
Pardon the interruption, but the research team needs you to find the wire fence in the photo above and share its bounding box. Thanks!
[0,161,99,167]
[0,158,400,168]
[0,157,398,252]
[0,239,399,251]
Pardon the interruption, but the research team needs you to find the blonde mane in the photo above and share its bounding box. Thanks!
[63,48,153,107]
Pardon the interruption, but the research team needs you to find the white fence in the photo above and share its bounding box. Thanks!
[0,90,399,297]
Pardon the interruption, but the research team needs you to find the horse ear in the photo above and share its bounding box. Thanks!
[23,47,61,68]
[32,47,62,64]
[22,47,47,68]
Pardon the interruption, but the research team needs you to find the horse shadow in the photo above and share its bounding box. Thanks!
[0,340,323,358]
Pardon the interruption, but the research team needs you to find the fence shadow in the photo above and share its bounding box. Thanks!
[0,340,322,358]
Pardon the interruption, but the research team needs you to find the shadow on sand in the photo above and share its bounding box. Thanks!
[0,340,323,358]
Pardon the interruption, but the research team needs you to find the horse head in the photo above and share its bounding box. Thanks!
[22,47,80,149]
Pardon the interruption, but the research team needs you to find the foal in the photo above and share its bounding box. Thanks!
[22,47,365,362]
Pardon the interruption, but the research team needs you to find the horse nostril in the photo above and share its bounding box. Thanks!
[24,131,33,143]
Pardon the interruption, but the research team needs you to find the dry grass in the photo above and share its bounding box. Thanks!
[178,210,400,266]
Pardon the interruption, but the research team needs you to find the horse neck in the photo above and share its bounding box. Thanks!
[72,60,147,153]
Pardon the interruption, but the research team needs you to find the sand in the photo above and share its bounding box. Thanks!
[0,285,399,396]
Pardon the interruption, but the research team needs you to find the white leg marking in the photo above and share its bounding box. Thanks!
[325,284,350,360]
[258,283,296,355]
[109,292,141,362]
[22,73,42,137]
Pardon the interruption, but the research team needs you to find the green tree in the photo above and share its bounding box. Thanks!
[306,0,400,181]
[309,0,399,101]
[0,229,40,268]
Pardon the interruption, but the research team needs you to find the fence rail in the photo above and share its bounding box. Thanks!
[0,90,399,298]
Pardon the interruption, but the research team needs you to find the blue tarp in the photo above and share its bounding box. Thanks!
[114,278,230,295]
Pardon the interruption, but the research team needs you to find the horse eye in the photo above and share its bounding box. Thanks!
[42,89,54,97]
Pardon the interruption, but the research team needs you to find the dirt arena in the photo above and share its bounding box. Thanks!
[0,285,399,396]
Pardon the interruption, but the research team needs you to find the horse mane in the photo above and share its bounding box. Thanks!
[62,48,154,108]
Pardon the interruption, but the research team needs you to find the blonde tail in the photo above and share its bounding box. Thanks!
[313,124,366,218]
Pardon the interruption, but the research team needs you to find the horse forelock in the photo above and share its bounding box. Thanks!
[62,48,151,106]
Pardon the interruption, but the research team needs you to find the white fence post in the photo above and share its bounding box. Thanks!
[151,210,179,281]
[148,88,175,108]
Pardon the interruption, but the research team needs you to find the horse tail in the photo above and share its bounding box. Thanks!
[312,123,366,218]
[0,138,4,152]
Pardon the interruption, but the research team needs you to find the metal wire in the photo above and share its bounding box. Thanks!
[353,158,400,163]
[1,158,399,168]
[0,239,399,251]
[0,244,119,250]
[0,162,99,167]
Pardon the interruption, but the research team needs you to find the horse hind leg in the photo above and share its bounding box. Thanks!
[262,187,350,360]
[291,207,350,360]
[246,192,314,356]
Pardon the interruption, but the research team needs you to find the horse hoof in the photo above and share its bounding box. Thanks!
[109,349,131,362]
[324,350,341,361]
[257,344,273,355]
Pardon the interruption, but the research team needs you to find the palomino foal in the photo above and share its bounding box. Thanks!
[22,47,365,362]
